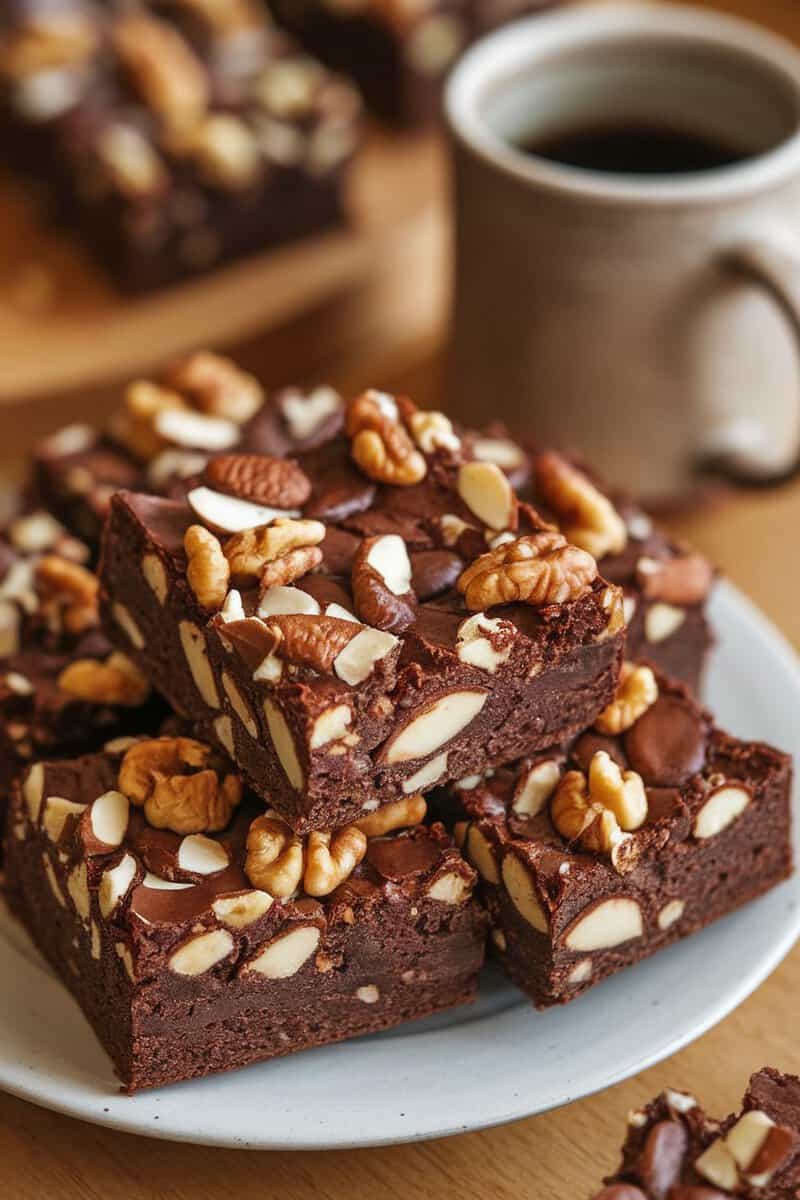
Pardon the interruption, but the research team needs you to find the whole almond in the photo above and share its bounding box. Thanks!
[204,455,311,507]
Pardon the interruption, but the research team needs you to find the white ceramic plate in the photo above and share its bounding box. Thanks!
[0,580,797,1149]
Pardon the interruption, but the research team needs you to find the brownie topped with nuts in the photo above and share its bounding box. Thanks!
[515,447,715,694]
[0,0,362,290]
[439,667,792,1007]
[594,1068,800,1198]
[0,507,159,812]
[5,735,487,1091]
[98,384,626,831]
[268,0,551,126]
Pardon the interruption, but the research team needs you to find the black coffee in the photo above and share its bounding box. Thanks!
[520,121,749,175]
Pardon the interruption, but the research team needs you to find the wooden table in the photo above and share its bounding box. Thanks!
[2,1,800,1195]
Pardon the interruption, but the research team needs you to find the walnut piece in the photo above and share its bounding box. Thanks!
[118,737,241,834]
[594,662,658,735]
[58,652,150,706]
[551,751,647,872]
[204,455,311,508]
[356,794,427,837]
[0,14,98,78]
[245,813,367,898]
[163,351,264,424]
[457,532,597,610]
[224,517,324,586]
[35,555,99,635]
[119,380,188,460]
[536,451,627,559]
[185,524,230,611]
[112,13,209,135]
[346,390,426,485]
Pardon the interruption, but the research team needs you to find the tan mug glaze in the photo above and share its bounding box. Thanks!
[445,3,800,503]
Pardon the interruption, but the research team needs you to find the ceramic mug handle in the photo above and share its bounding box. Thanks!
[699,239,800,482]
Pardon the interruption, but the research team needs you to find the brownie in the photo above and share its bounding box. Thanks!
[97,383,626,831]
[505,443,715,693]
[435,667,792,1007]
[5,735,488,1092]
[268,0,554,126]
[33,358,714,708]
[594,1068,800,1198]
[0,507,160,819]
[0,0,361,291]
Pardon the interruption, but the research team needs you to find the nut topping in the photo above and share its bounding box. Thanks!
[204,455,311,508]
[346,390,426,486]
[636,551,714,607]
[58,652,151,706]
[256,614,361,675]
[457,461,517,533]
[457,532,598,610]
[163,351,264,425]
[551,751,647,872]
[352,534,416,632]
[224,517,325,587]
[35,555,98,635]
[356,795,427,838]
[245,813,366,897]
[535,451,627,559]
[594,663,658,735]
[112,13,209,135]
[185,524,230,610]
[406,409,461,456]
[118,737,241,835]
[0,15,98,79]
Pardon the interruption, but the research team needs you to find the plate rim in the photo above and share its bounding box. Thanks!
[0,577,798,1150]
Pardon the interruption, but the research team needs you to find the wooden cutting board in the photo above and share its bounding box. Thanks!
[0,129,447,406]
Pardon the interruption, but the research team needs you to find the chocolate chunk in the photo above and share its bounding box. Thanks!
[624,696,707,786]
[367,835,441,881]
[571,732,628,772]
[411,550,463,601]
[637,1120,688,1198]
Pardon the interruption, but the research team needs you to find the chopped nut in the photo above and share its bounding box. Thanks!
[163,351,264,424]
[188,485,295,534]
[352,534,416,632]
[457,461,517,532]
[243,925,320,979]
[636,551,714,606]
[426,871,469,904]
[279,385,343,442]
[120,380,188,460]
[501,852,548,931]
[185,524,230,610]
[224,517,324,586]
[58,651,151,706]
[96,124,166,197]
[245,813,304,897]
[457,532,597,610]
[693,784,750,840]
[564,897,644,951]
[142,553,168,604]
[407,409,461,456]
[263,699,305,790]
[346,390,426,485]
[512,759,561,817]
[0,14,97,78]
[118,737,241,834]
[188,114,261,189]
[213,890,273,928]
[112,13,209,134]
[383,690,487,764]
[551,751,647,871]
[35,554,98,635]
[169,929,234,976]
[256,614,362,675]
[356,795,427,837]
[304,827,367,896]
[204,455,311,508]
[535,451,627,559]
[657,898,685,930]
[179,619,220,708]
[594,662,658,735]
[645,602,686,643]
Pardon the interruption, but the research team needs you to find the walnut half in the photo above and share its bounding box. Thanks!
[457,532,597,610]
[118,737,241,835]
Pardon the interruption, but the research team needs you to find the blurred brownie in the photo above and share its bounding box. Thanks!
[0,0,361,291]
[437,667,792,1007]
[268,0,553,125]
[466,433,715,692]
[97,384,626,831]
[0,508,159,815]
[5,737,487,1091]
[593,1068,800,1198]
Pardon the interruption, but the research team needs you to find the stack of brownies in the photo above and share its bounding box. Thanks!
[2,351,793,1091]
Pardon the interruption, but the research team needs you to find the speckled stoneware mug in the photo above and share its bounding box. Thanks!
[446,3,800,503]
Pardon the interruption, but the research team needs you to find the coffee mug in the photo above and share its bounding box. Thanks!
[445,3,800,504]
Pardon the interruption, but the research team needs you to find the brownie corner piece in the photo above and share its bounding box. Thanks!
[438,667,792,1008]
[98,384,625,830]
[6,738,487,1092]
[593,1067,800,1197]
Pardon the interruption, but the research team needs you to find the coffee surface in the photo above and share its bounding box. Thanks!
[520,121,749,174]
